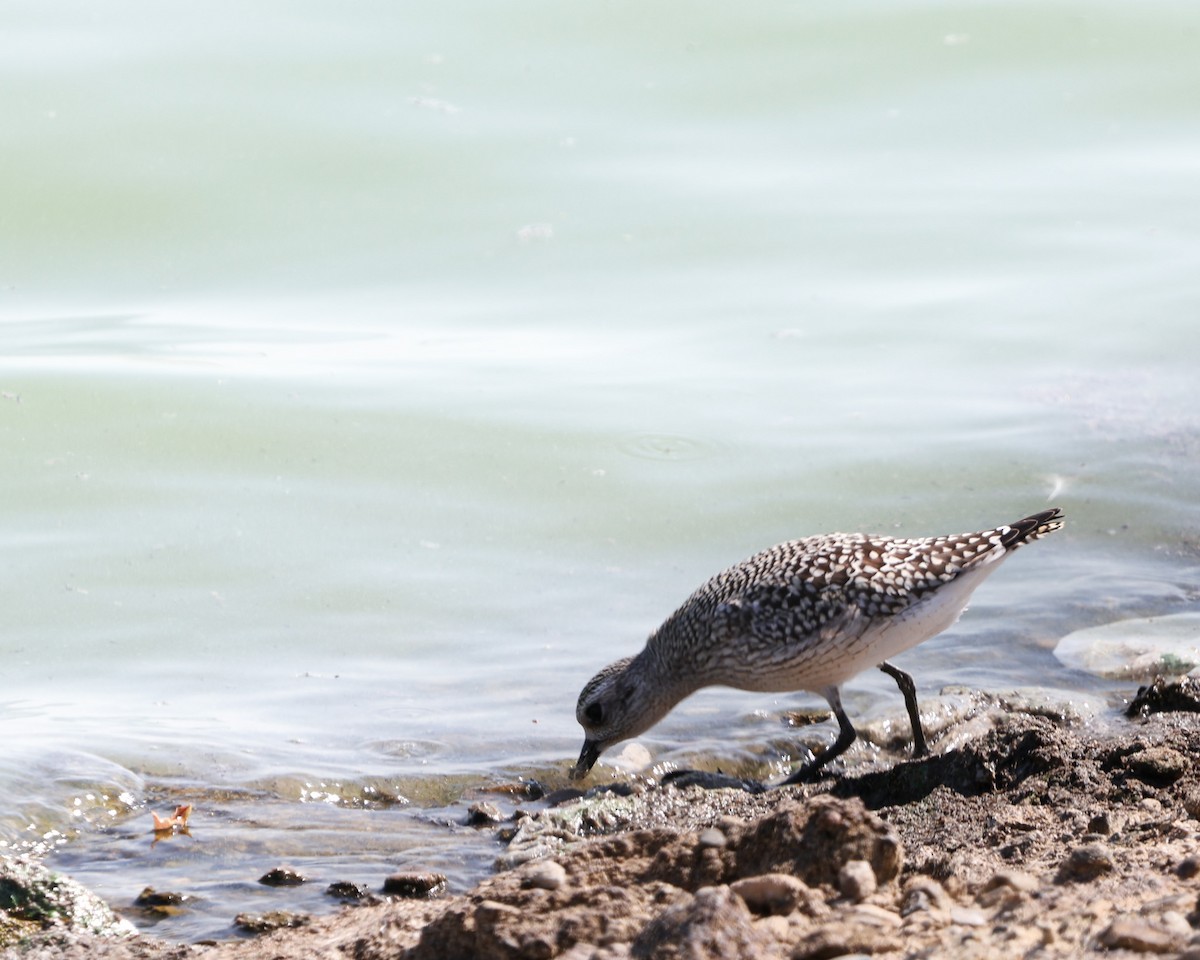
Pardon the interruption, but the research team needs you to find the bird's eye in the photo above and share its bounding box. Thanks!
[584,703,604,725]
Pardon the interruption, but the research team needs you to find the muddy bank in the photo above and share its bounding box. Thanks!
[8,699,1200,958]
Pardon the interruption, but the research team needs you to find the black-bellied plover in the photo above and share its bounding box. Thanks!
[570,508,1064,785]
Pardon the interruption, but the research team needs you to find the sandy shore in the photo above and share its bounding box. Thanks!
[6,687,1200,959]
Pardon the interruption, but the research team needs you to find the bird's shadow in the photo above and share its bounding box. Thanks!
[661,715,1066,808]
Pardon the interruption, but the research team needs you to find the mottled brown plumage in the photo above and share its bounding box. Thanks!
[571,508,1064,785]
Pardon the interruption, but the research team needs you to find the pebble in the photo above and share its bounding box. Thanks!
[1124,747,1189,786]
[983,869,1039,893]
[949,906,988,927]
[792,921,900,960]
[1179,856,1200,879]
[837,859,877,902]
[849,903,902,928]
[382,871,447,898]
[1061,843,1115,881]
[1098,916,1181,953]
[258,867,306,887]
[754,914,790,940]
[901,877,951,918]
[730,873,811,916]
[697,827,726,849]
[522,860,567,892]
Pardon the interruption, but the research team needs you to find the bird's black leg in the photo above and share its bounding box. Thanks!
[879,660,929,758]
[779,687,857,786]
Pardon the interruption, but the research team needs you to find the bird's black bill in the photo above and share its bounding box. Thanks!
[569,739,601,780]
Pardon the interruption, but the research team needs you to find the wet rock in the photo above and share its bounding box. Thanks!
[382,872,447,898]
[1128,676,1200,717]
[233,910,311,934]
[629,886,780,960]
[1124,746,1189,786]
[522,861,567,892]
[729,873,819,917]
[1058,843,1115,882]
[837,860,877,902]
[133,887,188,916]
[466,801,505,826]
[325,881,371,900]
[1097,916,1182,953]
[0,854,137,942]
[258,867,306,887]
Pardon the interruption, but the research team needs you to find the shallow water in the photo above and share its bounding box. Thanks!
[3,0,1200,942]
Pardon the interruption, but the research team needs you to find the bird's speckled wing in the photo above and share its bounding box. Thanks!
[698,510,1063,663]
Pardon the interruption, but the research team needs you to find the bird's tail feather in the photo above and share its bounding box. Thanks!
[999,507,1065,549]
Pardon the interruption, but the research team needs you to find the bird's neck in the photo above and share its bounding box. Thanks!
[641,624,709,702]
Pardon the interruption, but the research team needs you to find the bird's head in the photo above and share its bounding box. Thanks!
[569,654,676,780]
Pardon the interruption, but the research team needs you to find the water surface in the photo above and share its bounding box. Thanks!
[2,0,1199,942]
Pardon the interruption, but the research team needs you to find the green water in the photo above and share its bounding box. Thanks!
[2,0,1199,941]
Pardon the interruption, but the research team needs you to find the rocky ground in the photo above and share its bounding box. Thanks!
[7,682,1200,959]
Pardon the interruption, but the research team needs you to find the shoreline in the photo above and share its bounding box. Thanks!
[6,690,1200,959]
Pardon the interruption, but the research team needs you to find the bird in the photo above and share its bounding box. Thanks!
[570,507,1064,786]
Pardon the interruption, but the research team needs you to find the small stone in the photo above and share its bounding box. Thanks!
[792,921,900,959]
[1087,812,1114,835]
[755,913,790,940]
[1125,747,1189,786]
[1160,910,1192,938]
[325,881,370,900]
[849,903,902,928]
[234,910,311,934]
[382,871,447,898]
[1098,916,1181,953]
[838,859,877,902]
[950,906,988,927]
[258,867,306,887]
[630,886,777,959]
[1177,856,1200,880]
[697,828,726,849]
[522,860,567,891]
[1060,843,1114,881]
[983,869,1039,894]
[1141,797,1164,814]
[901,877,951,918]
[465,801,505,826]
[730,873,812,916]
